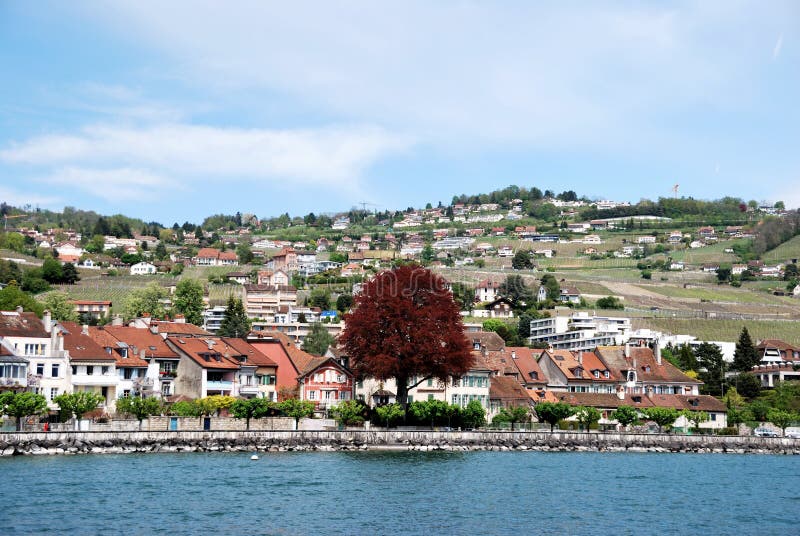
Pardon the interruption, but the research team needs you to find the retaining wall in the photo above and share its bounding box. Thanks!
[0,430,798,456]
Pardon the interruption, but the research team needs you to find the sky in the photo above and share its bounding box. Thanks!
[0,1,798,224]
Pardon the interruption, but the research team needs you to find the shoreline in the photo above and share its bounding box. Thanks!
[1,430,798,456]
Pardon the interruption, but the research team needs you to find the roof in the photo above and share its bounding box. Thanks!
[539,349,613,382]
[0,343,27,363]
[197,248,221,258]
[166,337,241,369]
[0,311,48,338]
[756,339,798,351]
[86,326,150,368]
[595,346,700,385]
[243,284,298,292]
[151,321,211,336]
[72,300,112,306]
[489,376,531,403]
[506,347,548,385]
[476,279,501,289]
[468,331,505,352]
[59,321,115,362]
[554,392,654,409]
[219,337,277,367]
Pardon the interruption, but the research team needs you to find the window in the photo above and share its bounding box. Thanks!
[336,375,344,383]
[468,376,475,387]
[604,371,610,379]
[51,364,59,378]
[123,369,134,380]
[427,394,434,401]
[407,395,413,403]
[452,395,458,404]
[308,390,316,400]
[593,371,600,378]
[427,378,433,387]
[122,390,131,398]
[49,387,58,400]
[710,414,716,421]
[341,391,349,400]
[36,363,44,376]
[102,366,109,375]
[87,366,94,376]
[72,366,77,375]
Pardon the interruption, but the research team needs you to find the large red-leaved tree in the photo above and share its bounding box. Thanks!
[340,264,473,408]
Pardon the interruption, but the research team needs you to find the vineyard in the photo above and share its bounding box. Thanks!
[761,235,800,263]
[632,317,800,346]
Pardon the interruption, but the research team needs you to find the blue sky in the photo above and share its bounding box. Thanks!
[0,1,798,224]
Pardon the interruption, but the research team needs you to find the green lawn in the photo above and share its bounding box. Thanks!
[644,284,779,304]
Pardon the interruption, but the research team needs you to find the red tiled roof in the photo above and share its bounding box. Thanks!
[489,376,531,403]
[197,248,221,258]
[167,337,241,369]
[152,321,211,336]
[59,321,115,362]
[0,311,48,338]
[86,326,150,368]
[506,347,548,385]
[468,331,505,352]
[595,346,700,385]
[101,326,179,359]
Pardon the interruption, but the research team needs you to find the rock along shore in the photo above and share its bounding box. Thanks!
[1,430,798,457]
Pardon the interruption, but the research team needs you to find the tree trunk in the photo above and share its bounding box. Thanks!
[395,376,409,423]
[16,417,22,432]
[246,417,251,431]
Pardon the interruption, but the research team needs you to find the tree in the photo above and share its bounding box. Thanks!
[499,275,534,309]
[511,250,533,270]
[535,402,574,432]
[642,407,680,433]
[767,408,796,435]
[695,342,726,396]
[732,327,758,372]
[674,344,698,372]
[217,296,251,338]
[340,264,473,410]
[41,257,63,284]
[682,410,709,430]
[462,400,486,429]
[376,403,406,429]
[330,400,367,426]
[0,283,44,315]
[230,398,272,430]
[123,282,168,320]
[61,263,80,284]
[409,399,452,429]
[449,283,474,311]
[116,396,162,430]
[730,373,761,399]
[279,398,315,429]
[574,406,601,431]
[611,405,639,430]
[173,278,205,325]
[723,387,746,409]
[303,322,335,356]
[53,392,104,428]
[716,267,732,283]
[308,288,331,310]
[236,242,254,265]
[40,292,78,322]
[5,392,49,431]
[169,400,201,417]
[748,399,771,422]
[336,294,353,312]
[493,405,531,430]
[595,296,624,310]
[540,274,560,301]
[154,241,168,261]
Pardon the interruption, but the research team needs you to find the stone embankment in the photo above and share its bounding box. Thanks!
[0,430,797,456]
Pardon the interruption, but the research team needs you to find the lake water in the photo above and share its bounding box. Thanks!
[0,451,796,535]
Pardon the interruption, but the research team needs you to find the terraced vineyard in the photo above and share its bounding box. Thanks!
[762,235,800,263]
[632,317,800,346]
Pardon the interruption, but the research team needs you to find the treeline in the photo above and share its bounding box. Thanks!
[580,196,749,222]
[450,185,579,207]
[0,203,161,239]
[752,211,800,256]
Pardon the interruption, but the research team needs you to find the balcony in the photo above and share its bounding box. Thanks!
[206,380,233,392]
[239,384,260,395]
[71,374,118,387]
[159,371,177,380]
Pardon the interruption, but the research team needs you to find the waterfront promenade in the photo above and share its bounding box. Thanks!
[1,429,798,456]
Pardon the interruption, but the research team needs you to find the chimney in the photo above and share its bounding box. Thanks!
[139,349,146,360]
[577,352,583,365]
[43,310,52,333]
[112,315,123,327]
[655,342,662,366]
[150,324,159,335]
[206,339,216,350]
[16,305,23,313]
[624,343,631,358]
[511,350,517,359]
[82,324,89,336]
[174,314,186,324]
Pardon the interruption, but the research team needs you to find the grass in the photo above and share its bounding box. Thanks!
[762,235,800,263]
[643,284,778,304]
[632,317,800,346]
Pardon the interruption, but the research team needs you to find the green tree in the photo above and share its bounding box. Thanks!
[511,250,533,270]
[642,407,680,433]
[767,408,796,435]
[716,267,732,283]
[462,400,486,429]
[41,257,63,284]
[723,387,746,409]
[421,245,435,264]
[499,274,534,308]
[611,405,640,429]
[0,283,44,315]
[154,241,168,261]
[493,405,531,431]
[116,396,162,430]
[540,274,560,301]
[308,288,331,310]
[230,398,272,430]
[302,322,335,356]
[727,407,747,428]
[5,392,49,431]
[40,292,78,322]
[53,392,104,428]
[85,234,106,254]
[732,327,758,372]
[730,373,761,399]
[61,263,80,284]
[336,294,353,312]
[595,296,624,310]
[21,269,50,294]
[169,400,201,417]
[682,410,709,430]
[574,406,601,431]
[330,400,367,426]
[535,402,574,432]
[482,319,519,346]
[123,282,168,320]
[749,399,771,422]
[237,242,254,265]
[674,344,698,372]
[173,278,205,325]
[695,342,726,396]
[376,403,406,429]
[278,398,315,430]
[217,296,251,338]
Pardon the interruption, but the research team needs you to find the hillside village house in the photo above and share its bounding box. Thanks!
[257,270,290,286]
[267,247,298,273]
[72,300,112,321]
[0,310,70,408]
[60,321,118,412]
[130,262,157,275]
[475,279,501,302]
[243,284,298,322]
[195,248,239,266]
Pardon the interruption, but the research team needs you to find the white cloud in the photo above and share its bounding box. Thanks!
[773,33,784,59]
[1,123,412,200]
[0,186,61,208]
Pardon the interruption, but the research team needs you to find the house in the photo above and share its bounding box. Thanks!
[448,352,492,410]
[558,286,581,304]
[537,349,616,393]
[475,279,501,303]
[72,300,112,321]
[243,284,298,321]
[497,246,514,258]
[167,337,241,398]
[667,231,683,244]
[226,272,250,285]
[195,248,239,267]
[583,235,602,245]
[86,325,150,398]
[567,222,590,234]
[341,263,365,277]
[756,339,799,363]
[482,297,515,319]
[637,236,656,244]
[0,310,70,408]
[731,264,747,275]
[0,343,28,391]
[594,344,701,395]
[257,269,290,286]
[669,261,685,271]
[130,262,157,275]
[536,285,548,303]
[702,263,720,273]
[697,226,716,238]
[59,321,118,412]
[488,376,532,417]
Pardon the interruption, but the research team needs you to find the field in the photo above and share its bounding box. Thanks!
[632,317,800,346]
[762,235,800,263]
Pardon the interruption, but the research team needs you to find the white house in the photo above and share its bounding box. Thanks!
[130,262,157,275]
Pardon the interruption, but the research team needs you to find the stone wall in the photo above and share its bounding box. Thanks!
[0,430,798,456]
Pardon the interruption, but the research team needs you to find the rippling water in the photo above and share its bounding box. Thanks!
[0,451,796,535]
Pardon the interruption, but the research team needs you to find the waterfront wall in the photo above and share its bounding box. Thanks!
[1,430,798,456]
